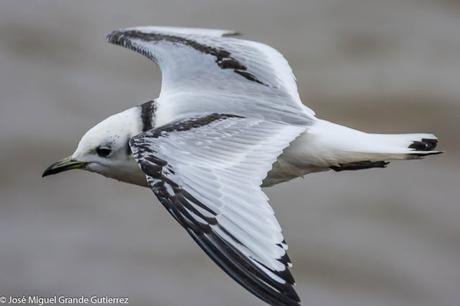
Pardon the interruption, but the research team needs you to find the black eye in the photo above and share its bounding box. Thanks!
[96,146,112,158]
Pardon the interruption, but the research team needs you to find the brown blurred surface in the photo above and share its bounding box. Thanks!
[0,1,459,305]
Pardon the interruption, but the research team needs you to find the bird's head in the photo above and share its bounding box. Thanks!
[42,107,143,183]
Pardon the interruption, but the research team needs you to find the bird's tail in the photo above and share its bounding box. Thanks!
[304,119,441,171]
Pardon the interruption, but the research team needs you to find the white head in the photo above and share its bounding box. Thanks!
[42,106,148,186]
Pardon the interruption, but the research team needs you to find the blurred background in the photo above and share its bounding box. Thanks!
[0,1,459,305]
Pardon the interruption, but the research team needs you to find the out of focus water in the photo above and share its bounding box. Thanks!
[0,1,459,305]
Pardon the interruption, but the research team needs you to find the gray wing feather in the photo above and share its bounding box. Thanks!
[130,114,305,306]
[107,26,314,125]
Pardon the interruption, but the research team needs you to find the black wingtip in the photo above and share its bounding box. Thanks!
[408,151,443,158]
[106,30,123,44]
[331,160,390,172]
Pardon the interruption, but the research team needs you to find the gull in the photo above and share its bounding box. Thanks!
[42,26,441,306]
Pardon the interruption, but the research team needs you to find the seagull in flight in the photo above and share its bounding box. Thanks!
[42,26,441,306]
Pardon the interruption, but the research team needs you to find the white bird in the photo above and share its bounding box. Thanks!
[42,26,441,306]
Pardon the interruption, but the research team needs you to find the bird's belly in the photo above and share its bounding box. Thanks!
[263,129,330,187]
[263,156,326,187]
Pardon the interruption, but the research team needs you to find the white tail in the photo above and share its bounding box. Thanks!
[296,119,441,171]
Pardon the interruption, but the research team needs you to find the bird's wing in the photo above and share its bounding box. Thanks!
[117,26,240,37]
[107,26,314,125]
[130,114,305,306]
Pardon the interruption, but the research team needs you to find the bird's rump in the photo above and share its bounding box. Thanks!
[129,114,305,306]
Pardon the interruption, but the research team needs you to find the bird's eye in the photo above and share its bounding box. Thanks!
[96,146,112,158]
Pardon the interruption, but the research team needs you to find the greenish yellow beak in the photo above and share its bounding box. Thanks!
[42,156,86,177]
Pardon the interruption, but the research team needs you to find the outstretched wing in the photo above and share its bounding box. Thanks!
[130,114,305,306]
[114,26,240,37]
[107,26,314,125]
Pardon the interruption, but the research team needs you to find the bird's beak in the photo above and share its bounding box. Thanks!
[42,156,86,177]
